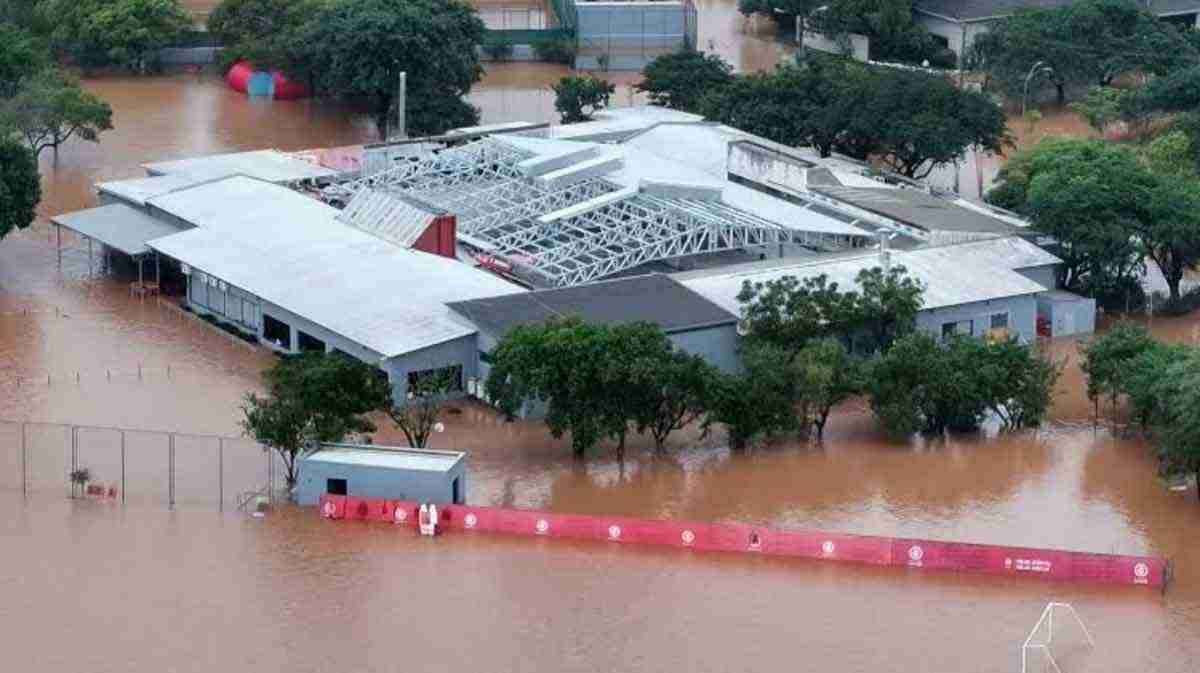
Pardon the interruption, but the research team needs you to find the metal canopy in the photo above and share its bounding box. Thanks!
[51,203,184,257]
[332,137,868,287]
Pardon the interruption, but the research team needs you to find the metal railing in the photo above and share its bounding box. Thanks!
[1,419,283,511]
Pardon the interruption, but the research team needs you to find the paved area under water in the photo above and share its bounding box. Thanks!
[2,11,1198,670]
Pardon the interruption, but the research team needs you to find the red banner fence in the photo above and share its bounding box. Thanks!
[317,495,1171,588]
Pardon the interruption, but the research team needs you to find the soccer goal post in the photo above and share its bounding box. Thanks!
[1021,603,1096,673]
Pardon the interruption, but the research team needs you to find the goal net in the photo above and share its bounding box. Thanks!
[1022,603,1096,673]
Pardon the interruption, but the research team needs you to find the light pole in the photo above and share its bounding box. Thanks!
[1022,61,1053,118]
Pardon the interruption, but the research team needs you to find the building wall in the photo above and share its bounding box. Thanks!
[383,334,478,401]
[295,458,467,506]
[914,14,991,65]
[916,294,1039,343]
[668,324,742,374]
[1037,295,1096,337]
[1016,264,1058,290]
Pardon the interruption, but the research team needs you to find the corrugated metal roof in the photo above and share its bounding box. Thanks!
[96,171,236,207]
[145,177,523,358]
[51,204,186,257]
[447,273,736,337]
[143,149,337,182]
[336,188,435,248]
[678,237,1057,315]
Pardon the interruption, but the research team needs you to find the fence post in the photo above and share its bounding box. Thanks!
[120,430,126,503]
[168,433,175,509]
[20,421,27,498]
[218,437,224,512]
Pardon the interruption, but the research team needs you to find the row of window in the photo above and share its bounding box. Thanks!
[189,273,261,330]
[941,312,1009,338]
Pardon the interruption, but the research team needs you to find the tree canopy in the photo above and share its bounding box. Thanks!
[989,137,1200,303]
[552,75,615,124]
[0,23,49,98]
[285,0,485,138]
[1,67,113,158]
[0,138,41,240]
[969,0,1199,104]
[207,0,326,71]
[814,0,955,66]
[37,0,193,71]
[241,352,392,489]
[635,49,733,111]
[695,60,1008,177]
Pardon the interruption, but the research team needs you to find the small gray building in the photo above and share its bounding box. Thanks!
[296,443,467,506]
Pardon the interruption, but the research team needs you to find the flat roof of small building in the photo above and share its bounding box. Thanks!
[302,444,465,472]
[448,273,737,337]
[51,203,186,257]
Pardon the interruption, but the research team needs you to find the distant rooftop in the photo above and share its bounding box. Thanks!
[447,273,737,337]
[143,149,338,182]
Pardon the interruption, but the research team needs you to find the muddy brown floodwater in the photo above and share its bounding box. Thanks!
[2,7,1200,672]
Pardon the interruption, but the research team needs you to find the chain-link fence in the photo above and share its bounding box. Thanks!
[0,420,286,510]
[575,0,698,71]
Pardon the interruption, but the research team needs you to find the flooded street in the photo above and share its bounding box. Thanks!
[2,6,1199,672]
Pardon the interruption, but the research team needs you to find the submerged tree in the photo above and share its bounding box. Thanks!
[386,372,451,449]
[0,139,41,240]
[38,0,193,71]
[241,352,391,491]
[636,49,733,112]
[2,68,113,158]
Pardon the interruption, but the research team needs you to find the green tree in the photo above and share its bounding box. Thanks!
[0,24,49,99]
[1154,351,1200,499]
[738,0,825,58]
[707,342,800,449]
[0,138,41,240]
[636,49,733,112]
[816,0,954,66]
[240,352,392,490]
[969,0,1198,105]
[1,68,114,158]
[1130,65,1200,116]
[971,337,1061,430]
[385,372,451,448]
[552,75,615,124]
[793,339,863,439]
[867,332,987,436]
[631,349,719,453]
[286,0,484,138]
[207,0,325,71]
[38,0,193,71]
[989,139,1148,298]
[1079,323,1157,412]
[854,265,924,351]
[1070,86,1132,133]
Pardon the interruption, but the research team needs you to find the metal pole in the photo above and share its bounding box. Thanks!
[56,224,61,267]
[88,238,93,279]
[396,71,407,140]
[218,437,224,512]
[168,434,175,509]
[120,430,126,503]
[71,425,77,498]
[21,422,27,498]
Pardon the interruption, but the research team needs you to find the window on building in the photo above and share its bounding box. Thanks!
[941,319,974,338]
[479,350,492,364]
[326,478,347,496]
[990,312,1009,329]
[297,331,326,353]
[407,364,463,394]
[263,314,291,349]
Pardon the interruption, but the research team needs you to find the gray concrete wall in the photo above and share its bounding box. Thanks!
[295,457,467,506]
[1016,264,1058,290]
[383,334,478,401]
[668,324,742,374]
[916,294,1039,343]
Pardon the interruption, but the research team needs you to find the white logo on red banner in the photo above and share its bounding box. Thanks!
[681,530,695,545]
[394,508,408,522]
[1134,562,1150,579]
[536,519,549,534]
[908,545,924,562]
[822,541,835,556]
[608,525,621,540]
[464,512,477,529]
[322,501,336,518]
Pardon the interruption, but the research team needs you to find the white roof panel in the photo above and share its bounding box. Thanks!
[143,149,337,183]
[51,204,185,256]
[680,237,1055,315]
[303,446,463,472]
[146,177,523,357]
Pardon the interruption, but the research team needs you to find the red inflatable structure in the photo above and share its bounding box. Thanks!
[225,60,310,100]
[318,495,1172,589]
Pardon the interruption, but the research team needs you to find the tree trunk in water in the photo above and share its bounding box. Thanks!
[1056,84,1065,106]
